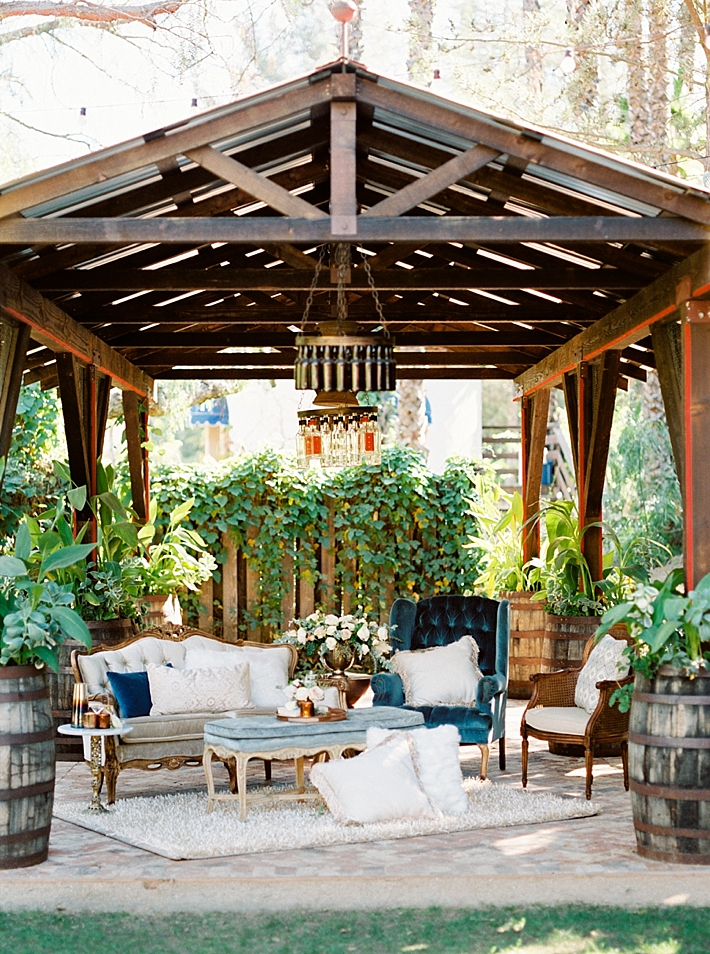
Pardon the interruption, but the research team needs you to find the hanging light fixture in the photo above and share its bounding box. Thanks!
[294,244,393,470]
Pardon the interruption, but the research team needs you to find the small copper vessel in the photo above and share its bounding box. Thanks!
[82,711,99,729]
[298,699,315,718]
[98,710,111,729]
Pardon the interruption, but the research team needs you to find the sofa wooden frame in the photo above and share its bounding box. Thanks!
[70,624,298,803]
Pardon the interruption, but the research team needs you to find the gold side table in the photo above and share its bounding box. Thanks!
[57,724,132,813]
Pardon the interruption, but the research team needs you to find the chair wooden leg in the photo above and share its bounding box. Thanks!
[479,743,489,780]
[499,735,506,771]
[521,734,529,789]
[621,741,629,791]
[264,759,272,781]
[227,757,238,794]
[585,745,594,800]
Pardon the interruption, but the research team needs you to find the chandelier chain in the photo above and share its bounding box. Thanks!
[301,244,327,331]
[360,251,389,338]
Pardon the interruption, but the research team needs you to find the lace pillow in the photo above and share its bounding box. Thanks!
[574,635,630,714]
[310,733,437,824]
[366,723,467,814]
[184,645,291,708]
[147,662,254,716]
[391,635,482,707]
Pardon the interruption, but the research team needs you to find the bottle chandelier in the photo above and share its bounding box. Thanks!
[293,244,393,470]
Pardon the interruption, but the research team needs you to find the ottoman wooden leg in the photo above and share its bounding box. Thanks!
[295,756,305,792]
[237,755,250,821]
[203,746,217,812]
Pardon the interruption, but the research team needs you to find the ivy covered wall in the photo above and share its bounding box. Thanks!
[146,446,485,636]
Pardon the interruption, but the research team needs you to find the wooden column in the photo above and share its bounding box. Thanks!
[0,320,31,468]
[563,353,621,584]
[680,301,710,587]
[330,75,357,237]
[122,390,149,521]
[521,389,550,564]
[652,319,684,497]
[221,532,239,642]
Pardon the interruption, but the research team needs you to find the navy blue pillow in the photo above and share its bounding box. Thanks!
[107,665,172,719]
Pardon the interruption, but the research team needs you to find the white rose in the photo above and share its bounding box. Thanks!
[357,624,370,641]
[373,640,391,656]
[360,644,370,655]
[326,626,337,636]
[295,686,310,701]
[314,626,326,638]
[307,613,319,622]
[309,685,325,702]
[377,626,388,640]
[325,636,337,651]
[324,614,339,626]
[307,632,316,642]
[297,628,307,644]
[284,684,297,700]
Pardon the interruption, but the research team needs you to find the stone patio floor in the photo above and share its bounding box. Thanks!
[1,700,709,913]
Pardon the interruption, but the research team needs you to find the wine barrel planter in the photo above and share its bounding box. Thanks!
[629,667,710,864]
[48,618,135,762]
[500,591,546,699]
[0,665,55,869]
[542,613,599,673]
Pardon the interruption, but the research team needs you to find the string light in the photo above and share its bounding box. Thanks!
[191,97,198,108]
[77,106,87,127]
[560,49,576,75]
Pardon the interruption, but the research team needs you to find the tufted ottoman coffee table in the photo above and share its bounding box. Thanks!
[203,707,424,819]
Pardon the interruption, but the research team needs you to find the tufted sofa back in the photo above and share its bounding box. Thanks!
[390,595,504,675]
[74,635,296,698]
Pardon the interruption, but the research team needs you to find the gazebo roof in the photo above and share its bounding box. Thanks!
[1,59,709,394]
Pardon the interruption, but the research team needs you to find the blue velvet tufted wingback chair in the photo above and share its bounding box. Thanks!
[371,594,509,778]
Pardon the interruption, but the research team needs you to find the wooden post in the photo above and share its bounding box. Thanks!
[281,545,295,632]
[521,389,550,564]
[680,301,710,588]
[221,531,239,642]
[652,319,684,497]
[330,76,357,237]
[245,525,262,641]
[0,320,31,470]
[122,390,148,521]
[563,354,620,584]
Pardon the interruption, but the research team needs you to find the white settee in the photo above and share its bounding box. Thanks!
[71,625,302,803]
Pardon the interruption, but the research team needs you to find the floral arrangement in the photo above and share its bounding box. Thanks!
[276,610,392,675]
[282,674,327,715]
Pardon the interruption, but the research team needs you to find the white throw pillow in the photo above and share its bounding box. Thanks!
[366,724,467,814]
[391,635,482,708]
[184,645,291,708]
[310,734,437,824]
[147,662,254,716]
[574,635,630,714]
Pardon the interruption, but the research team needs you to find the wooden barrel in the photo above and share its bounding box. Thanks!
[0,665,55,869]
[501,591,546,699]
[629,668,710,864]
[542,614,599,673]
[48,618,134,762]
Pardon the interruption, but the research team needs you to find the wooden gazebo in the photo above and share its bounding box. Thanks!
[0,60,706,584]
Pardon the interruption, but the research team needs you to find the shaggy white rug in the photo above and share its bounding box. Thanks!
[54,779,598,860]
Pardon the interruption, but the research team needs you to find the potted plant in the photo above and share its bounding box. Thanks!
[0,515,92,869]
[133,497,217,626]
[596,568,710,864]
[468,482,545,699]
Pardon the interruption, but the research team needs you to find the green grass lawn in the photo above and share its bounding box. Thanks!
[0,907,706,954]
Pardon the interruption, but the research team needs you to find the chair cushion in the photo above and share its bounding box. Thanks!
[574,635,630,713]
[147,663,254,715]
[107,665,171,719]
[408,704,492,742]
[367,724,467,814]
[184,644,291,708]
[525,706,590,736]
[310,733,437,824]
[391,635,482,707]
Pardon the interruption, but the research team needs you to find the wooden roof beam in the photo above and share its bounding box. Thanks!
[0,264,152,395]
[113,330,565,348]
[2,216,707,245]
[153,366,521,380]
[515,243,710,394]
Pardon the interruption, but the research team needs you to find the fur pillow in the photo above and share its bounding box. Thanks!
[391,635,482,707]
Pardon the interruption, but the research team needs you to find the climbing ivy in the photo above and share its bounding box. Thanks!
[144,447,485,636]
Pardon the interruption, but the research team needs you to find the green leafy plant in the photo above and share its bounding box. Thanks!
[133,497,217,596]
[467,479,536,597]
[597,568,710,712]
[0,516,93,670]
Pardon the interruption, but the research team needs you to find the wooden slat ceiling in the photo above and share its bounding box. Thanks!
[2,60,708,389]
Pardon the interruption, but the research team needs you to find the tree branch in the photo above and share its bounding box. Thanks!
[0,2,186,29]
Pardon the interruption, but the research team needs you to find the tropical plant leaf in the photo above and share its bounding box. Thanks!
[0,555,27,578]
[33,645,59,673]
[38,543,95,579]
[14,522,31,562]
[67,486,87,512]
[49,606,91,646]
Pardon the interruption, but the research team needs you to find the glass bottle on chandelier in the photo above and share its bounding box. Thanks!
[296,406,382,470]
